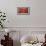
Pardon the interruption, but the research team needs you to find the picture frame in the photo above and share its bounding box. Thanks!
[17,7,30,15]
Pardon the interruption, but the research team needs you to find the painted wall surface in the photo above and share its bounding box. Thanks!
[0,0,46,27]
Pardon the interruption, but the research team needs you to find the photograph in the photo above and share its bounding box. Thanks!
[17,7,30,15]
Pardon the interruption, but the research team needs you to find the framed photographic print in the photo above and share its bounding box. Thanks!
[17,7,30,15]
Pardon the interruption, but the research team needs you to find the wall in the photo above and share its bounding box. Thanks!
[0,0,46,27]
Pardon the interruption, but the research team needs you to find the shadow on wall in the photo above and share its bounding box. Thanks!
[13,40,21,46]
